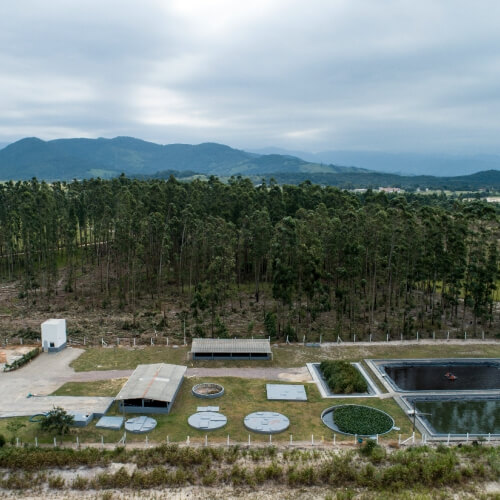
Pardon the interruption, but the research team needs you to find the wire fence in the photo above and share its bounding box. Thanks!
[12,429,500,451]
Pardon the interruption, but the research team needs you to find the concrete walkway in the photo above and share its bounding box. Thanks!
[0,348,114,417]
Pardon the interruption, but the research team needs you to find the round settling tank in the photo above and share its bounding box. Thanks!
[321,404,394,436]
[124,416,157,433]
[188,411,227,430]
[192,383,225,399]
[244,411,290,434]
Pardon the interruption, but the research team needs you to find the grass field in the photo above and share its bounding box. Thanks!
[0,377,414,446]
[70,342,500,371]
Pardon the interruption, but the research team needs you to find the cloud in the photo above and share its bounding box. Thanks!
[0,0,500,153]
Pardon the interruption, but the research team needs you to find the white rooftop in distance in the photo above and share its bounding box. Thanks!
[191,338,271,354]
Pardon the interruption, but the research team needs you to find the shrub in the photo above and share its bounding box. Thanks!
[40,407,74,435]
[0,434,6,448]
[3,348,40,372]
[319,361,368,394]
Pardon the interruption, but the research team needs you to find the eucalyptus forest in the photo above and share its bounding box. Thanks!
[0,175,498,342]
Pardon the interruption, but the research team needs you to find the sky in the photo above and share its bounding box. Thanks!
[1,0,500,153]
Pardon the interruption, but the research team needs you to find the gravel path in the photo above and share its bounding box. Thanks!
[185,366,312,382]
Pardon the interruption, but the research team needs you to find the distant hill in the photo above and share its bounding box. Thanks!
[254,169,500,190]
[0,136,499,190]
[251,148,500,177]
[0,136,364,181]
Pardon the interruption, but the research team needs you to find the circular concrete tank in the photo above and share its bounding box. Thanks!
[244,411,290,434]
[188,411,227,430]
[124,416,157,433]
[192,383,225,399]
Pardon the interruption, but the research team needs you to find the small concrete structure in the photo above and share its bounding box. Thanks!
[96,416,124,430]
[68,411,93,427]
[190,338,272,360]
[115,363,186,414]
[197,406,219,412]
[266,384,307,401]
[41,319,67,353]
[244,411,290,434]
[125,416,157,433]
[188,411,227,430]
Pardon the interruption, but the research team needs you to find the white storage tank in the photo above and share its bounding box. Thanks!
[41,319,67,353]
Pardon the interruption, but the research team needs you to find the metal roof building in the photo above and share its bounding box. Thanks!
[190,338,272,360]
[115,363,186,414]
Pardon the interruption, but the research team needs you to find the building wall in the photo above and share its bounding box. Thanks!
[41,319,67,352]
[192,352,271,360]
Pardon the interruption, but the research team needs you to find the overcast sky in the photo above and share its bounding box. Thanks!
[1,0,500,153]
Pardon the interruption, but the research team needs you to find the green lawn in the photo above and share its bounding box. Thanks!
[70,343,500,371]
[0,377,414,446]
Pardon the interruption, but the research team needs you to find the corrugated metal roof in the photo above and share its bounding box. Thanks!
[115,363,186,403]
[191,338,271,354]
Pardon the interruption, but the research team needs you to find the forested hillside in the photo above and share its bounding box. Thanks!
[0,176,498,342]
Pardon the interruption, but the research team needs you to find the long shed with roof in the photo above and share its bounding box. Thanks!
[115,363,186,414]
[190,338,272,360]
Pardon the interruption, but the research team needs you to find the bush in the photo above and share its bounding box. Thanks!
[40,407,74,435]
[0,434,5,448]
[3,348,40,372]
[319,361,368,394]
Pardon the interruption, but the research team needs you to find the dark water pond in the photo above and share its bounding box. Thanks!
[415,399,500,435]
[384,363,500,390]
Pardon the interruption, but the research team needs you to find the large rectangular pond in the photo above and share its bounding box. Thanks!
[410,398,500,436]
[380,359,500,391]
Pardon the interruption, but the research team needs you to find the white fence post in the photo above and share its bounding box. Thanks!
[269,434,272,444]
[333,433,336,445]
[311,434,314,446]
[35,436,38,447]
[290,434,293,445]
[447,433,450,445]
[248,434,251,446]
[54,437,57,447]
[416,331,419,341]
[187,436,190,445]
[227,434,230,446]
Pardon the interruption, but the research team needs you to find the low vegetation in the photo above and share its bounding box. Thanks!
[0,443,498,495]
[332,405,394,436]
[3,347,39,372]
[319,360,368,394]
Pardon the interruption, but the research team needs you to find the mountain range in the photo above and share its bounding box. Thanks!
[0,136,499,190]
[0,137,365,181]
